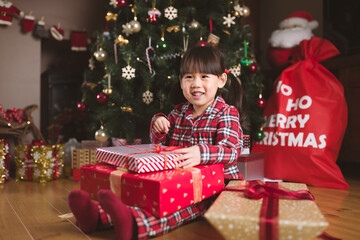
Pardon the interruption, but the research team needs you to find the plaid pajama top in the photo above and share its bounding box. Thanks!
[150,95,243,179]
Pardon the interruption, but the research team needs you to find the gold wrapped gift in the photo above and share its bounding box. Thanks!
[15,144,64,183]
[71,149,97,169]
[205,181,328,240]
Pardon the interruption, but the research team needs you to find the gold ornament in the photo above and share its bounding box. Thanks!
[94,47,108,61]
[105,12,118,21]
[115,35,129,46]
[233,10,241,18]
[103,88,113,95]
[120,106,133,113]
[130,17,141,33]
[166,25,180,32]
[242,6,250,17]
[189,19,200,29]
[95,123,109,142]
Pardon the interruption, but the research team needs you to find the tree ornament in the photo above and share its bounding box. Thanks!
[156,27,167,52]
[223,13,236,28]
[142,89,153,105]
[115,35,129,46]
[242,6,251,17]
[164,6,178,21]
[103,74,113,95]
[229,64,241,77]
[196,39,208,47]
[95,122,109,142]
[109,0,127,8]
[233,9,241,18]
[254,129,265,141]
[189,19,200,29]
[88,57,95,70]
[255,89,265,108]
[105,12,118,21]
[147,5,161,23]
[122,65,136,80]
[249,62,258,73]
[96,92,109,104]
[130,17,141,33]
[94,47,107,61]
[240,40,252,66]
[122,22,133,36]
[77,102,86,111]
[234,4,251,18]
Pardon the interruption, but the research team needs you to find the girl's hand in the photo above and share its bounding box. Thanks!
[153,116,170,134]
[174,146,201,168]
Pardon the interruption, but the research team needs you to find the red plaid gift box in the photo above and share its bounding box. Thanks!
[80,163,118,201]
[110,164,224,217]
[0,139,10,183]
[96,144,183,173]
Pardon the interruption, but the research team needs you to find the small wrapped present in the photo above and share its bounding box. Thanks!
[205,180,328,240]
[72,149,97,181]
[0,139,11,183]
[81,140,108,150]
[15,142,64,183]
[110,164,224,217]
[96,144,183,173]
[80,163,117,201]
[237,152,264,180]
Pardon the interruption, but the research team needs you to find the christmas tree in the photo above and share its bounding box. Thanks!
[79,0,265,144]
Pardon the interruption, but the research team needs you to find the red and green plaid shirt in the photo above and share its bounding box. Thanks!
[150,95,243,179]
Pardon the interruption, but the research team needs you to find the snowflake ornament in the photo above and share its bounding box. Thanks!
[19,167,26,177]
[34,169,41,178]
[142,90,154,105]
[4,144,9,154]
[122,65,136,80]
[109,0,117,8]
[122,22,132,36]
[164,6,177,20]
[46,151,53,159]
[33,152,41,160]
[46,168,53,177]
[223,13,235,28]
[88,57,95,70]
[229,64,241,77]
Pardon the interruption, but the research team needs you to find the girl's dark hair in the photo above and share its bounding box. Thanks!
[171,46,248,128]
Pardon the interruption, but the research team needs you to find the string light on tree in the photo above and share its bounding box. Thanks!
[254,125,265,141]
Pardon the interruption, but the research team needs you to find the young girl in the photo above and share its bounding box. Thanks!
[68,46,247,240]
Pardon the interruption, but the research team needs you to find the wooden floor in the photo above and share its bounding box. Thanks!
[1,169,360,240]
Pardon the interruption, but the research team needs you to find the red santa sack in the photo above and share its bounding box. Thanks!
[254,37,348,189]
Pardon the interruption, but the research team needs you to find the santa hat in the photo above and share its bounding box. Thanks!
[50,25,64,41]
[279,11,318,30]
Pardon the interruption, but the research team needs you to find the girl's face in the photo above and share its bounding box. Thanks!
[180,72,227,116]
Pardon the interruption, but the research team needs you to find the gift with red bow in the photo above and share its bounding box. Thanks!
[96,144,183,173]
[205,180,329,240]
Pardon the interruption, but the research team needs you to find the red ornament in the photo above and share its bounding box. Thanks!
[256,98,266,108]
[196,40,208,47]
[116,0,127,8]
[77,102,87,111]
[249,63,258,73]
[97,92,109,104]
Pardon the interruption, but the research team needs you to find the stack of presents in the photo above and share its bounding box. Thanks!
[73,135,329,239]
